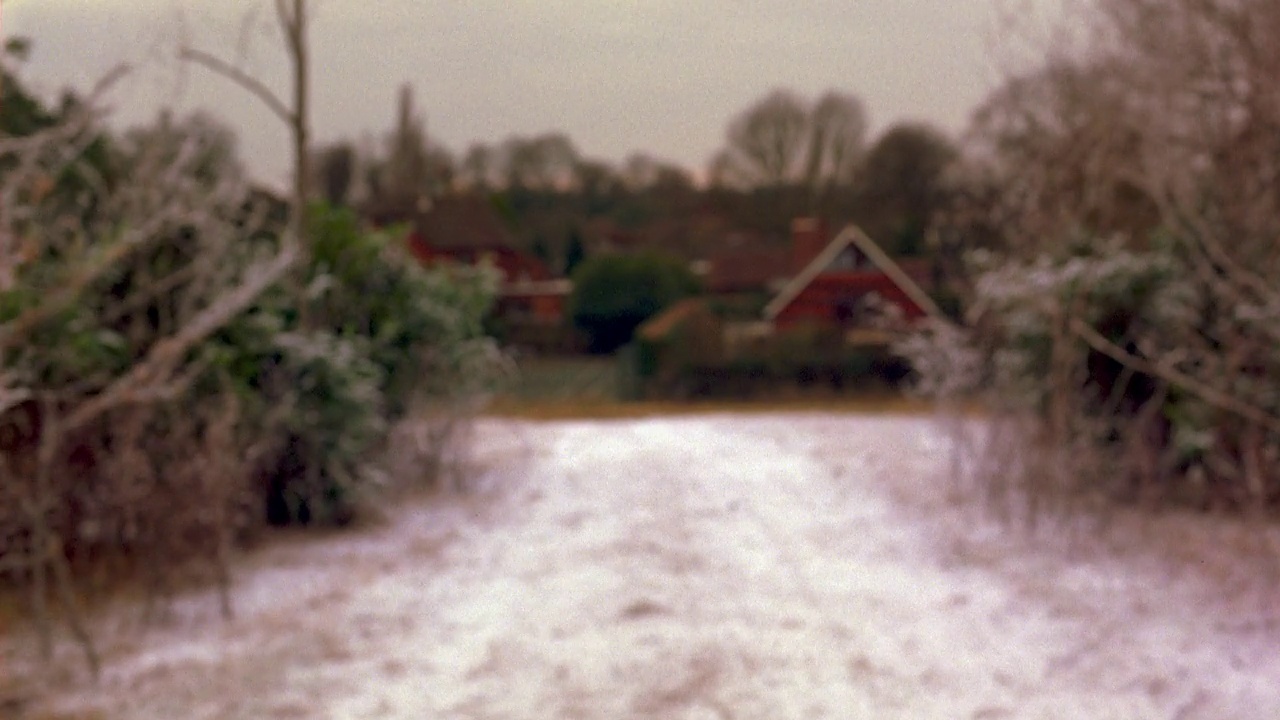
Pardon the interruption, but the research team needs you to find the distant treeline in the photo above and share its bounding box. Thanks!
[314,85,960,273]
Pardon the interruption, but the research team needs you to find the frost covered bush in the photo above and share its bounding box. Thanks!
[213,203,503,524]
[0,70,300,674]
[0,65,502,677]
[903,0,1280,520]
[902,234,1280,515]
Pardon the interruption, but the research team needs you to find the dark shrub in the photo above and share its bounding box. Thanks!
[569,251,699,353]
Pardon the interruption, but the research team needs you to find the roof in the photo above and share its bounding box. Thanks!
[636,298,712,342]
[704,246,792,293]
[700,230,795,293]
[762,224,944,322]
[413,194,516,252]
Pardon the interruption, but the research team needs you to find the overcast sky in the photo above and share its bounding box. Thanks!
[5,0,1063,188]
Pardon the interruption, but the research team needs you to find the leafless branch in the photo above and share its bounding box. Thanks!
[179,47,294,124]
[64,242,298,432]
[1067,317,1280,434]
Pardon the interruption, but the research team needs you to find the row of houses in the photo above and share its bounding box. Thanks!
[398,194,942,345]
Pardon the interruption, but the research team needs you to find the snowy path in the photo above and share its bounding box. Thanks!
[18,415,1280,719]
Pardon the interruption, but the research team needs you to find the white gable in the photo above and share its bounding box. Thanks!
[763,224,943,322]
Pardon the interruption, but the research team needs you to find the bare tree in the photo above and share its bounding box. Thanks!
[459,142,500,191]
[709,89,868,193]
[181,0,311,253]
[364,84,456,219]
[709,88,809,189]
[502,133,580,191]
[313,140,356,206]
[619,152,693,193]
[803,91,868,190]
[393,85,437,203]
[620,153,663,192]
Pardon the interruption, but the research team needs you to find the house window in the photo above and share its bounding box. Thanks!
[827,246,866,272]
[835,295,863,327]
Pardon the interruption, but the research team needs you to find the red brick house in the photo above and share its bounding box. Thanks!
[407,195,548,281]
[763,219,942,335]
[701,233,793,296]
[405,195,568,324]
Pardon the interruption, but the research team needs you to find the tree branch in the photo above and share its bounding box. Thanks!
[276,0,298,53]
[1068,316,1280,435]
[0,223,158,350]
[64,243,299,432]
[179,47,294,125]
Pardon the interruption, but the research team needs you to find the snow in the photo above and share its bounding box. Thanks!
[10,413,1280,719]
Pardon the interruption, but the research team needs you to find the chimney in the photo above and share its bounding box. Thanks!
[791,217,827,274]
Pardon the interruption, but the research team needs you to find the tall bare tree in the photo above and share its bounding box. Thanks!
[709,88,809,189]
[803,91,868,190]
[364,83,438,220]
[181,0,311,253]
[313,140,356,206]
[503,133,580,191]
[459,142,501,191]
[620,152,693,193]
[710,89,867,195]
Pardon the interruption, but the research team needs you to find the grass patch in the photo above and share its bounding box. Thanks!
[486,393,937,421]
[496,353,951,420]
[502,355,620,403]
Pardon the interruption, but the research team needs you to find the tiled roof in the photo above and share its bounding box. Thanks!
[704,246,792,292]
[415,195,515,251]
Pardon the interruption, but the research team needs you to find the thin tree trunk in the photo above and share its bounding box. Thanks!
[290,0,310,254]
[28,398,101,679]
[49,536,101,680]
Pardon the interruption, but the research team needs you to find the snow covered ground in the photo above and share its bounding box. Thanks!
[11,413,1280,719]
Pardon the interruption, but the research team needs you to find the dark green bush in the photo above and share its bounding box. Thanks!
[569,251,699,353]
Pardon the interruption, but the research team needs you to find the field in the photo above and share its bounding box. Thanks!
[496,355,622,404]
[10,414,1280,719]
